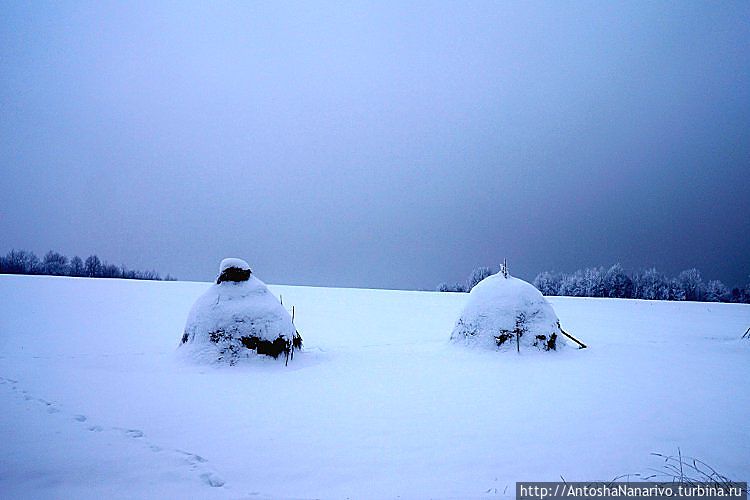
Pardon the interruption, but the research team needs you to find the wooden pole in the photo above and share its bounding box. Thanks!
[560,327,587,349]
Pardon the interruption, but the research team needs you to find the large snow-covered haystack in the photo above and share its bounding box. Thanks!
[180,258,302,364]
[450,269,566,352]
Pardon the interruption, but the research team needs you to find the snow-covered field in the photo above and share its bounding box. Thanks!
[1,274,748,499]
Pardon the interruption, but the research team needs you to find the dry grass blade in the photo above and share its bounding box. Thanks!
[644,450,746,495]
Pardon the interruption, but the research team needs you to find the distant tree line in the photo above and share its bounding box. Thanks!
[0,249,176,281]
[438,263,750,304]
[437,266,495,293]
[532,265,750,303]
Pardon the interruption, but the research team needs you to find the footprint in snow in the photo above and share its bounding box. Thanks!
[112,427,145,438]
[200,472,225,487]
[35,398,60,413]
[3,378,226,488]
[175,450,224,487]
[176,449,208,466]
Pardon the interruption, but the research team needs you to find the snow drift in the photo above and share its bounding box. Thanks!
[180,259,301,363]
[450,271,566,351]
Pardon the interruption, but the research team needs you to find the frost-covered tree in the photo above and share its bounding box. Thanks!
[582,266,606,297]
[635,268,669,300]
[446,263,747,303]
[467,266,493,291]
[42,251,69,276]
[1,249,172,281]
[604,263,632,298]
[1,250,41,274]
[631,270,649,299]
[69,256,85,277]
[742,277,750,303]
[559,270,585,297]
[100,263,121,278]
[533,271,562,296]
[677,269,705,302]
[438,282,467,293]
[669,278,686,301]
[705,280,729,302]
[84,255,102,277]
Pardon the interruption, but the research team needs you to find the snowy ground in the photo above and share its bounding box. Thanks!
[1,274,748,499]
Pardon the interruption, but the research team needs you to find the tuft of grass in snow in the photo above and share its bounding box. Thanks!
[642,449,746,495]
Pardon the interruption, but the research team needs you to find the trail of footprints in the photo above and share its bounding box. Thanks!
[0,376,225,488]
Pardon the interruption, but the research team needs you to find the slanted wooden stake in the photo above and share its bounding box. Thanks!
[560,327,587,349]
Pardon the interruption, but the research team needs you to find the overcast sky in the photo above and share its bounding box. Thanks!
[1,1,748,289]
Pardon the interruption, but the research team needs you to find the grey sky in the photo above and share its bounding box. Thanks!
[1,1,748,289]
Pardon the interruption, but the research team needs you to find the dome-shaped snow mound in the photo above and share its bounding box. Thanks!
[451,272,565,352]
[180,261,301,364]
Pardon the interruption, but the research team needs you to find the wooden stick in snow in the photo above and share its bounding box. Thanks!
[560,327,587,349]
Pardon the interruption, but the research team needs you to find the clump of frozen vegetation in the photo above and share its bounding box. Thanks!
[180,258,302,364]
[450,264,566,352]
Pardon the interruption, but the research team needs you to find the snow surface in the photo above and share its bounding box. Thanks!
[181,274,296,363]
[1,274,749,499]
[451,273,565,350]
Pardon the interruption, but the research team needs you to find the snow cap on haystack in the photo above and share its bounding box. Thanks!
[180,259,301,364]
[451,265,565,352]
[217,257,252,283]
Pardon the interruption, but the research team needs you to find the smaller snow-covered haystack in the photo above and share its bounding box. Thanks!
[450,267,566,352]
[180,258,302,364]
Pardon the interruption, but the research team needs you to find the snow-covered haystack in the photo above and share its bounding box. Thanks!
[180,258,302,364]
[450,268,566,352]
